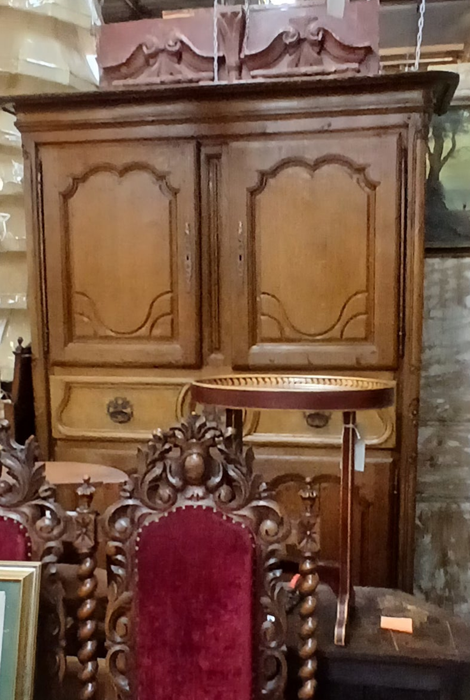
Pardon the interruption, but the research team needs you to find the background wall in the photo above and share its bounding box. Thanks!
[0,0,99,384]
[416,256,470,617]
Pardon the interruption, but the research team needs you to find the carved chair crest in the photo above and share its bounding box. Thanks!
[103,414,289,700]
[0,419,67,560]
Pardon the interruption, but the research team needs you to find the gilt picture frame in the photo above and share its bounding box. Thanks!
[426,103,470,254]
[0,562,41,700]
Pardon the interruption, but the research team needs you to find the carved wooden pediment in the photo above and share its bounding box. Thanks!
[98,1,379,88]
[242,4,379,80]
[99,8,244,86]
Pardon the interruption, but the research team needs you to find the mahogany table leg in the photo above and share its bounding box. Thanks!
[334,410,356,646]
[225,408,244,453]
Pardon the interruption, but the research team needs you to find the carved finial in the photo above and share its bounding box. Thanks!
[77,476,95,513]
[14,337,24,355]
[300,477,318,514]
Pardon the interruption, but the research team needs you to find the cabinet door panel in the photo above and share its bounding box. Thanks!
[228,134,401,369]
[41,141,200,367]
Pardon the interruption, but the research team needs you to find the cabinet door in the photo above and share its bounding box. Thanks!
[227,133,402,369]
[41,141,200,367]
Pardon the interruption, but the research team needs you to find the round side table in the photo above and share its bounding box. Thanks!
[190,374,395,646]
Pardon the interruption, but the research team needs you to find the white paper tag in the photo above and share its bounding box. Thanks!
[327,0,346,18]
[0,590,5,672]
[354,426,365,473]
[381,616,413,634]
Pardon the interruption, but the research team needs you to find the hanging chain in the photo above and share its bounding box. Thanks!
[412,0,426,72]
[242,0,250,60]
[213,0,219,82]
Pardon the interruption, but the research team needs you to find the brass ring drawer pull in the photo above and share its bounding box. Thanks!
[107,397,134,424]
[305,411,331,429]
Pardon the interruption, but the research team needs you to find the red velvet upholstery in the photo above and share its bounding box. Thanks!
[0,517,31,560]
[136,507,256,700]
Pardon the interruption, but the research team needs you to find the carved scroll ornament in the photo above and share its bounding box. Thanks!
[99,10,245,86]
[242,20,375,80]
[103,414,289,699]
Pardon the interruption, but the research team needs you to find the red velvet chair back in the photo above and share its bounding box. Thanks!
[104,415,288,700]
[136,508,255,700]
[0,516,31,560]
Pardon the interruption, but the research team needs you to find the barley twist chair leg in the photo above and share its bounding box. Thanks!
[77,549,98,700]
[72,477,99,700]
[298,477,320,699]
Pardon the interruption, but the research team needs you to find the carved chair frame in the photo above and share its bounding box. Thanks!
[0,419,68,696]
[0,420,99,700]
[103,414,289,700]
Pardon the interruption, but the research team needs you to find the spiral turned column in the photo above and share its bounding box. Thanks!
[298,477,320,699]
[75,477,98,700]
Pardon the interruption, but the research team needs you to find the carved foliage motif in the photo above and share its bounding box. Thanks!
[103,414,288,699]
[243,18,376,80]
[0,420,44,508]
[102,36,214,86]
[101,10,245,86]
[0,420,67,695]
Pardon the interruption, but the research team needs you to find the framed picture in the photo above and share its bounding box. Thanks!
[426,105,470,253]
[0,562,41,700]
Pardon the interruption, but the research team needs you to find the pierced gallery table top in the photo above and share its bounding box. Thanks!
[190,374,395,411]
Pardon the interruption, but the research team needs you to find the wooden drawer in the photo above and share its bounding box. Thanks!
[50,372,396,449]
[54,439,142,473]
[244,404,396,449]
[50,375,189,440]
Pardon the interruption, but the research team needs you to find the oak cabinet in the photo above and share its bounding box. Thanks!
[9,72,457,590]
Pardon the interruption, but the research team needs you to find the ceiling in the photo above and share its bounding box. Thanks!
[99,0,470,63]
[101,0,210,21]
